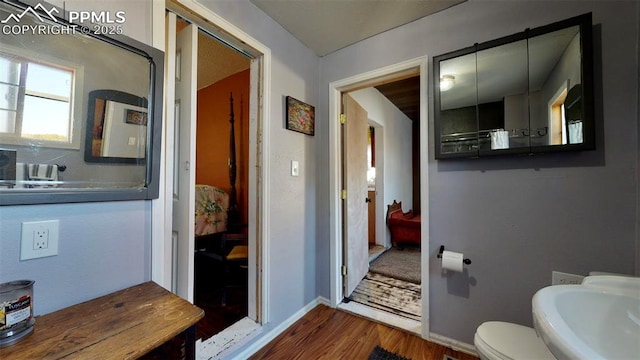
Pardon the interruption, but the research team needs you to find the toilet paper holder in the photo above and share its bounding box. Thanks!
[437,245,472,265]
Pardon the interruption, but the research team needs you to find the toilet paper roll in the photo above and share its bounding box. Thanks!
[441,250,464,272]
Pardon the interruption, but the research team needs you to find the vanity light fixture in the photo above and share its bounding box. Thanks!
[440,74,455,91]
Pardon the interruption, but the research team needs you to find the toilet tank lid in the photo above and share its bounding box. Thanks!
[476,321,555,359]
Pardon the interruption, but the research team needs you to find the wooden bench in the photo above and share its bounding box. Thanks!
[386,200,421,246]
[0,282,204,359]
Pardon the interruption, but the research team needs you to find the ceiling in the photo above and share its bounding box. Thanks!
[176,17,251,90]
[375,77,420,122]
[250,0,466,57]
[197,31,250,90]
[247,1,461,120]
[196,1,469,121]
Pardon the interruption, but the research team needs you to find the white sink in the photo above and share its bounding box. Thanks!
[532,279,640,360]
[582,275,640,297]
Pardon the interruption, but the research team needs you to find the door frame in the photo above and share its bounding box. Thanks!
[151,0,272,325]
[328,56,430,338]
[366,121,386,248]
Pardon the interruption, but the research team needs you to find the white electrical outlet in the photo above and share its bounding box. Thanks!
[21,220,59,260]
[552,271,584,285]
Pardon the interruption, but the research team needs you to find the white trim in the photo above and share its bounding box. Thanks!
[429,332,479,357]
[418,57,431,339]
[197,317,262,359]
[150,10,176,292]
[151,0,165,50]
[152,0,271,325]
[328,56,430,336]
[232,297,329,359]
[150,4,175,293]
[547,79,569,145]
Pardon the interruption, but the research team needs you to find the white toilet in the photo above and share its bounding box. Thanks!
[474,321,556,360]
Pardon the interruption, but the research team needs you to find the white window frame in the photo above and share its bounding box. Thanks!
[0,46,84,150]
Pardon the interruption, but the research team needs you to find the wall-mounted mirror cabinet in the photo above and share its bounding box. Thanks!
[0,0,163,205]
[434,13,594,159]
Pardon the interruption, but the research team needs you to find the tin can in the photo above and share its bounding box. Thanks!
[0,280,35,348]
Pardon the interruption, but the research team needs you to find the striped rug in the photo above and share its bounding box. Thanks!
[349,272,421,321]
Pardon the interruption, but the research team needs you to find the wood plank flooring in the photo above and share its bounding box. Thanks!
[250,305,479,360]
[349,272,421,321]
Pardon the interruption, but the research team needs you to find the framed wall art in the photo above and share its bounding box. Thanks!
[286,96,315,136]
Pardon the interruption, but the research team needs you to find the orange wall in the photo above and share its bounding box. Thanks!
[196,69,250,224]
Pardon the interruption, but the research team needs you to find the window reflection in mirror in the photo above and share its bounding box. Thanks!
[0,50,82,149]
[0,0,157,194]
[1,52,80,149]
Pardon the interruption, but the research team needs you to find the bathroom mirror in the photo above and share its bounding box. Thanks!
[0,0,163,205]
[85,90,149,164]
[434,13,593,159]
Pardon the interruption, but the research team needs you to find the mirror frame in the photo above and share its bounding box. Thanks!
[433,13,594,159]
[0,0,163,205]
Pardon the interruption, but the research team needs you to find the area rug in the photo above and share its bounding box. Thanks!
[369,247,420,284]
[349,272,421,321]
[368,345,411,360]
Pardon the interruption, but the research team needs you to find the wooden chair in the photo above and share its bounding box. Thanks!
[198,232,248,306]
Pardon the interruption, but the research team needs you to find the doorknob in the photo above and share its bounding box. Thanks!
[365,197,371,203]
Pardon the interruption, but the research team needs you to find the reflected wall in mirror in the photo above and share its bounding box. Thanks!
[437,52,478,156]
[85,90,148,163]
[434,13,593,159]
[0,0,163,205]
[528,25,583,147]
[477,39,529,152]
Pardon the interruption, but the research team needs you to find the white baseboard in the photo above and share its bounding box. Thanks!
[429,332,478,357]
[231,296,329,359]
[197,317,262,359]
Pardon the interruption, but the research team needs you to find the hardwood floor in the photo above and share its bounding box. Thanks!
[194,252,248,340]
[250,305,479,360]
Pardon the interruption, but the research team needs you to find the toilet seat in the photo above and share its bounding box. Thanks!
[474,321,556,360]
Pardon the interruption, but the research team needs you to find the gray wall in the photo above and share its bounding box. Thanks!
[318,0,639,344]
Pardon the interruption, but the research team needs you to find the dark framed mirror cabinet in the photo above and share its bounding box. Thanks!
[433,13,594,159]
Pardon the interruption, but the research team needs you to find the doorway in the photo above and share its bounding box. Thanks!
[191,20,251,340]
[160,1,272,355]
[329,57,430,338]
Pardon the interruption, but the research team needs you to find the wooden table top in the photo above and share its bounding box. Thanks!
[0,281,204,359]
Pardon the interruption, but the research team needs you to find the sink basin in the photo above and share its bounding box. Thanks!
[582,275,640,297]
[532,284,640,359]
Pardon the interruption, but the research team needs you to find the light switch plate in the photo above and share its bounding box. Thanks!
[291,160,299,177]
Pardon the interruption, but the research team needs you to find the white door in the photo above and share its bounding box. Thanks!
[342,93,369,297]
[172,21,198,302]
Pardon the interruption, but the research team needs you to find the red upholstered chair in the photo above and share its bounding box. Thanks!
[386,200,421,246]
